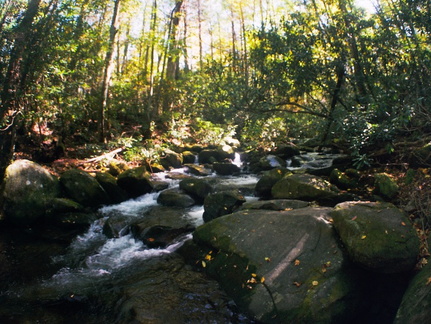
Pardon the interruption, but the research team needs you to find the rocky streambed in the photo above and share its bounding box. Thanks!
[0,146,429,323]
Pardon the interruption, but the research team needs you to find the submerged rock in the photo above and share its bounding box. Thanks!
[2,159,60,226]
[330,201,419,273]
[193,207,359,323]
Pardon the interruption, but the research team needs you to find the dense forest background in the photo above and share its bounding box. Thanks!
[0,0,430,178]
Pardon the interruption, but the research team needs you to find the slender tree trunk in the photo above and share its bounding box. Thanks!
[0,0,41,181]
[99,0,121,142]
[197,0,203,69]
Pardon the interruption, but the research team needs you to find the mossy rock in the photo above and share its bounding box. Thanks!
[157,188,196,208]
[193,207,359,323]
[271,173,340,202]
[202,190,246,223]
[179,178,213,202]
[117,166,153,198]
[330,201,419,273]
[373,173,399,200]
[2,159,60,226]
[95,172,129,204]
[255,168,291,198]
[60,169,110,208]
[394,261,431,323]
[330,168,359,190]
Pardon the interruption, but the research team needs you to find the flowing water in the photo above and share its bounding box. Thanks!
[0,166,258,323]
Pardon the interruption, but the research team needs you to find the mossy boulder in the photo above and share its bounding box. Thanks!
[160,149,183,169]
[239,199,309,211]
[198,149,233,164]
[373,173,399,200]
[60,169,110,208]
[394,261,431,323]
[202,191,246,223]
[157,188,196,208]
[273,144,300,159]
[1,159,60,226]
[193,207,358,323]
[213,162,241,175]
[179,178,213,202]
[117,166,153,198]
[330,168,359,190]
[255,168,291,198]
[330,201,419,273]
[271,174,340,202]
[258,155,287,170]
[182,150,197,164]
[95,172,129,204]
[184,164,213,176]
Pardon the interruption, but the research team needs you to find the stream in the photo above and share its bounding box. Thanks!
[0,163,259,323]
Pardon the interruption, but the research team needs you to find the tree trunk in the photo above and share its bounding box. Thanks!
[99,0,121,142]
[0,0,41,181]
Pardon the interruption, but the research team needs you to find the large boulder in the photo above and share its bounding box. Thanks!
[117,166,153,198]
[271,173,340,203]
[184,164,212,176]
[157,189,196,208]
[394,261,431,323]
[95,172,129,204]
[60,169,109,208]
[255,168,291,198]
[179,178,213,203]
[202,191,246,223]
[273,144,300,159]
[373,173,399,200]
[258,155,287,170]
[193,207,358,323]
[160,149,183,169]
[330,201,419,273]
[198,149,233,164]
[239,199,309,211]
[213,162,241,175]
[2,159,60,226]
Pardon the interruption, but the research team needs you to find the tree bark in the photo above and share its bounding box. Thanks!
[0,0,41,181]
[99,0,121,142]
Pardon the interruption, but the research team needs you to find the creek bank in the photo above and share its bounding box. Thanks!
[0,144,427,323]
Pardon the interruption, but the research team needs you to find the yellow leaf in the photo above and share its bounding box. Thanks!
[264,257,271,262]
[260,277,265,283]
[251,273,257,277]
[202,261,206,268]
[361,235,367,239]
[294,259,301,266]
[204,254,212,261]
[312,281,319,286]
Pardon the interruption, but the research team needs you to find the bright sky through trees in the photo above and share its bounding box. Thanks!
[355,0,377,12]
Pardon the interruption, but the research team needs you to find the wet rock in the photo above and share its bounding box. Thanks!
[95,172,129,204]
[330,201,419,273]
[255,168,291,198]
[2,159,60,226]
[184,164,213,176]
[394,261,431,323]
[202,191,246,223]
[47,198,84,214]
[160,149,183,169]
[103,214,131,238]
[213,162,241,175]
[60,169,110,208]
[273,144,300,159]
[117,166,153,198]
[182,151,197,164]
[157,189,196,208]
[271,173,340,203]
[198,149,233,164]
[258,154,287,170]
[132,224,195,248]
[373,173,399,200]
[193,207,359,323]
[179,178,213,203]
